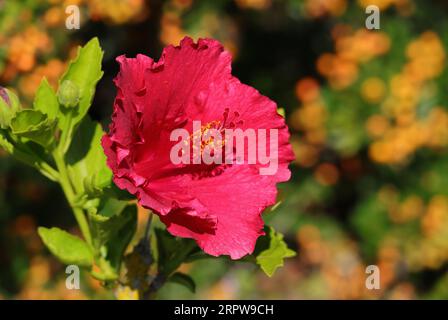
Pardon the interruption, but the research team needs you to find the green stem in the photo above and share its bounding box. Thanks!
[143,211,153,242]
[58,116,73,154]
[52,149,92,245]
[37,161,59,181]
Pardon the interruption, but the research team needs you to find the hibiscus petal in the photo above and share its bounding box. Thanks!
[162,165,277,259]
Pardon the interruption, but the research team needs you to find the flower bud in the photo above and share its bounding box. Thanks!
[58,80,80,108]
[0,86,11,106]
[0,86,20,128]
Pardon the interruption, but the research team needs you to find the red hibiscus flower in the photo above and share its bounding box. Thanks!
[102,37,294,259]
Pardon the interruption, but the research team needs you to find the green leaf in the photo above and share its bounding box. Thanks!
[38,227,93,267]
[90,202,137,278]
[10,109,57,148]
[90,199,132,248]
[105,205,137,270]
[33,78,59,121]
[66,117,111,195]
[255,227,296,277]
[1,128,56,178]
[60,37,103,127]
[167,272,196,293]
[83,166,113,197]
[104,183,136,201]
[183,250,212,263]
[277,107,286,118]
[155,228,197,276]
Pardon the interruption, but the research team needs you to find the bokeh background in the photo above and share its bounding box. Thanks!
[1,0,448,299]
